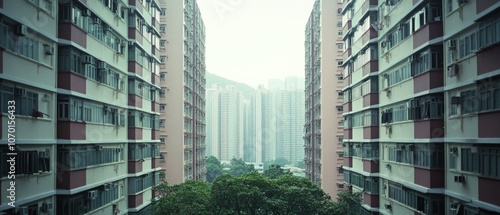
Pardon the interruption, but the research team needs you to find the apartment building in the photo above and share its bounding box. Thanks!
[304,0,345,199]
[0,0,163,214]
[443,0,500,214]
[205,85,244,162]
[341,0,381,213]
[340,0,500,215]
[160,0,207,184]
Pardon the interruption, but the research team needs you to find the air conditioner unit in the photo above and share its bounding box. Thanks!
[447,40,456,49]
[384,204,392,210]
[44,45,54,55]
[39,150,50,158]
[87,190,98,199]
[454,175,466,183]
[15,88,27,96]
[41,202,53,212]
[451,96,461,104]
[16,24,28,36]
[83,9,91,16]
[450,147,459,154]
[381,41,387,48]
[82,55,94,64]
[447,64,459,77]
[92,17,101,25]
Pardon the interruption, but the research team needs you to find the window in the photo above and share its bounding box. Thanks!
[388,181,444,214]
[338,30,343,36]
[57,145,123,170]
[160,24,166,32]
[480,148,500,178]
[364,177,379,194]
[447,0,453,14]
[479,77,500,112]
[461,148,480,173]
[0,23,40,61]
[128,144,153,161]
[1,87,38,116]
[160,8,166,16]
[409,94,444,120]
[44,0,53,14]
[0,148,50,177]
[461,90,478,114]
[362,143,379,159]
[57,181,121,214]
[128,174,153,194]
[386,63,411,87]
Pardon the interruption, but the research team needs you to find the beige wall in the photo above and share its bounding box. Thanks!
[319,0,344,199]
[161,0,187,185]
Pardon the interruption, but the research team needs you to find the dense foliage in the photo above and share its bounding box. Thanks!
[206,156,223,183]
[153,173,362,215]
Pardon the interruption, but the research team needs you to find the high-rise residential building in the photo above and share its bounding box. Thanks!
[442,1,500,214]
[160,0,207,184]
[254,85,272,164]
[219,85,244,162]
[340,0,500,215]
[0,0,163,214]
[205,85,244,162]
[304,0,345,199]
[275,87,305,165]
[340,0,381,213]
[205,84,220,158]
[243,99,256,162]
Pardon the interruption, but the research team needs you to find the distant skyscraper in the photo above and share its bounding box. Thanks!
[206,85,221,158]
[274,77,305,164]
[219,86,244,162]
[243,99,256,162]
[206,85,244,162]
[254,85,272,163]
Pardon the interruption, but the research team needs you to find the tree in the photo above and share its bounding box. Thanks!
[153,180,212,215]
[263,164,292,179]
[206,156,223,183]
[331,191,363,215]
[228,157,256,176]
[264,157,290,170]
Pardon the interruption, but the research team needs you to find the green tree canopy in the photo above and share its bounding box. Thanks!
[264,157,290,170]
[206,156,223,183]
[263,164,292,179]
[153,180,212,215]
[153,173,363,215]
[228,157,256,176]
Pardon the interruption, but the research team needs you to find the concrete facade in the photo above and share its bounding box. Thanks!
[304,0,345,200]
[159,0,206,184]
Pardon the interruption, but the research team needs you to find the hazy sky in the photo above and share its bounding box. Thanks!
[197,0,315,88]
